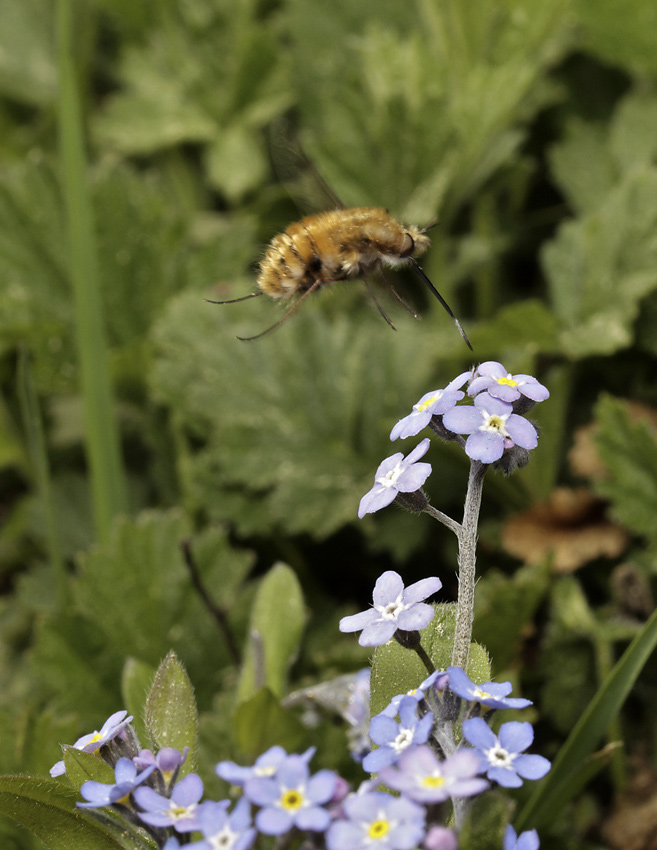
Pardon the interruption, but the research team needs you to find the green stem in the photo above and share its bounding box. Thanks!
[56,0,127,541]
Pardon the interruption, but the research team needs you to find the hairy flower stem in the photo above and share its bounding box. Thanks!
[451,461,486,671]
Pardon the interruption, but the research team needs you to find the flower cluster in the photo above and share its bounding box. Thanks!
[359,361,549,518]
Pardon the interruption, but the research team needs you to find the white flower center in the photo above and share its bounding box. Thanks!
[487,744,514,769]
[209,826,238,850]
[392,728,414,753]
[167,801,197,822]
[479,410,510,437]
[378,597,406,620]
[375,462,404,489]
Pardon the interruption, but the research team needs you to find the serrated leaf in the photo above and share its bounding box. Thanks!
[593,395,657,541]
[62,750,115,792]
[144,652,198,774]
[150,292,463,541]
[542,168,657,357]
[237,564,306,702]
[470,299,559,356]
[0,0,56,106]
[370,603,491,717]
[0,776,151,850]
[233,688,306,762]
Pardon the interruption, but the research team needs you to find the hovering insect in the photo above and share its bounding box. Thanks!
[208,128,471,348]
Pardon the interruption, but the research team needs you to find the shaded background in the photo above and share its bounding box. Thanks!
[1,0,657,847]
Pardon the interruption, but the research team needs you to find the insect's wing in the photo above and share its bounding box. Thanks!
[268,116,344,214]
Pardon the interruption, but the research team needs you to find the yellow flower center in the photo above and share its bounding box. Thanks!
[422,775,445,788]
[368,820,390,839]
[497,377,517,387]
[416,394,439,412]
[474,687,493,700]
[281,790,303,811]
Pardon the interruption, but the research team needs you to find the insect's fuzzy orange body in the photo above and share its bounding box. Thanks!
[257,206,431,300]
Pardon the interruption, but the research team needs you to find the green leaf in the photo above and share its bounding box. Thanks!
[62,750,115,792]
[233,688,306,762]
[144,651,198,774]
[237,564,306,702]
[205,125,268,203]
[593,395,657,541]
[542,167,657,357]
[150,293,464,541]
[518,605,657,831]
[370,603,491,717]
[0,776,152,849]
[574,0,657,76]
[0,0,56,106]
[473,560,550,670]
[459,791,513,850]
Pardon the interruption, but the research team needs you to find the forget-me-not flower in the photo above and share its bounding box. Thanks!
[358,439,432,518]
[462,717,551,788]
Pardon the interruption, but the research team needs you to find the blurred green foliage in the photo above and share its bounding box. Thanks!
[1,0,657,847]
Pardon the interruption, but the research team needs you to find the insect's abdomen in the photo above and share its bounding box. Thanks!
[256,207,429,300]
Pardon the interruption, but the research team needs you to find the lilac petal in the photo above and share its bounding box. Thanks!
[296,806,331,831]
[397,698,421,728]
[359,619,398,646]
[488,766,523,788]
[443,749,481,780]
[276,756,308,789]
[339,609,378,633]
[307,769,337,804]
[488,383,519,402]
[467,375,494,396]
[446,666,475,696]
[50,761,66,778]
[499,721,533,753]
[369,714,399,746]
[506,415,538,449]
[362,746,397,772]
[244,777,278,806]
[396,462,432,492]
[373,571,404,606]
[173,773,203,806]
[442,406,482,435]
[404,438,431,464]
[466,431,505,462]
[517,829,540,850]
[256,807,293,835]
[403,576,442,603]
[396,602,435,631]
[374,453,404,479]
[517,377,549,401]
[447,370,474,391]
[473,393,513,415]
[514,754,551,780]
[391,411,430,441]
[358,485,396,518]
[114,758,137,783]
[477,361,506,378]
[134,786,168,812]
[462,717,496,749]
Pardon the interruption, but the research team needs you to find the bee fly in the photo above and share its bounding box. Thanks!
[208,127,471,348]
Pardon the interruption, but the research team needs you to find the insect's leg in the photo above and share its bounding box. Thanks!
[379,268,420,320]
[409,259,472,350]
[205,292,264,305]
[236,281,323,341]
[363,273,397,331]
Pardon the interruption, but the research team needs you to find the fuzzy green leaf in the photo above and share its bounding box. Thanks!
[62,750,115,793]
[370,603,491,717]
[121,659,156,747]
[144,652,198,774]
[0,776,152,850]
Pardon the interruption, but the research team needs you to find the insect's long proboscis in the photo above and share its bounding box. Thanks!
[409,260,473,351]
